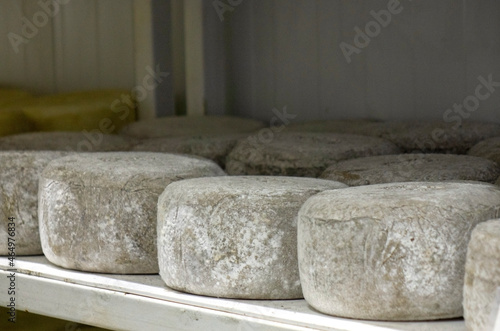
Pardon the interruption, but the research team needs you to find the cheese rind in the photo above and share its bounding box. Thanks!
[158,176,347,299]
[226,132,400,177]
[463,219,500,331]
[298,182,500,320]
[468,137,500,166]
[39,152,226,274]
[320,154,500,186]
[0,151,70,255]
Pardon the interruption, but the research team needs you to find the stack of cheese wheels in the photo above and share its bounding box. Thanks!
[468,137,500,165]
[39,152,225,274]
[464,219,500,331]
[0,89,35,137]
[320,154,500,186]
[0,151,70,255]
[157,176,347,299]
[358,121,500,154]
[298,182,500,320]
[285,119,379,134]
[21,89,136,133]
[120,115,264,139]
[0,132,136,152]
[226,132,400,177]
[132,134,247,167]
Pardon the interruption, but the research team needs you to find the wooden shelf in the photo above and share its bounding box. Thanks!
[0,256,465,331]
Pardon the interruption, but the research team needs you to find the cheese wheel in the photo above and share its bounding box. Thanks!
[132,134,247,167]
[360,121,500,154]
[226,132,400,177]
[0,89,32,108]
[0,107,34,137]
[468,137,500,166]
[320,154,500,186]
[39,152,226,274]
[0,151,70,255]
[158,176,347,299]
[21,89,136,133]
[0,131,136,152]
[120,116,264,139]
[464,219,500,331]
[298,182,500,320]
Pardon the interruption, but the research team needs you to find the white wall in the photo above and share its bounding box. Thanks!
[0,0,135,94]
[204,0,500,124]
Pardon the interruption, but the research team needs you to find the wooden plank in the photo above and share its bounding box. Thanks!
[273,0,319,122]
[411,0,467,121]
[0,0,27,89]
[318,0,369,120]
[53,0,99,92]
[464,0,500,123]
[364,0,414,120]
[133,0,157,119]
[96,0,135,90]
[184,0,206,116]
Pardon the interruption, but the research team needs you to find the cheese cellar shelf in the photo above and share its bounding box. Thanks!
[0,256,465,331]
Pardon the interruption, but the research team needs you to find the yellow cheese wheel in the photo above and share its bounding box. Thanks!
[0,88,32,108]
[0,107,34,137]
[21,89,136,133]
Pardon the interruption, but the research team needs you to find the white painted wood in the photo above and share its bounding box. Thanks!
[184,0,205,116]
[133,0,157,120]
[0,256,466,331]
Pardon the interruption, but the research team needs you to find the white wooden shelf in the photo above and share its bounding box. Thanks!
[0,256,465,331]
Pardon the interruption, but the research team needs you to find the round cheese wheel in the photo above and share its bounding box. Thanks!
[226,132,400,177]
[360,121,500,154]
[0,107,34,137]
[39,152,226,274]
[464,219,500,331]
[468,137,500,166]
[158,176,347,299]
[0,131,136,152]
[132,134,247,167]
[120,116,264,139]
[298,182,500,320]
[0,89,32,108]
[320,154,500,186]
[0,151,70,255]
[21,89,136,133]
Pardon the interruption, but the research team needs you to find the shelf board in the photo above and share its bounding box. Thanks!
[0,256,465,331]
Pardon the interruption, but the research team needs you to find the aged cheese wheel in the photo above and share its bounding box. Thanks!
[120,115,264,139]
[0,131,136,152]
[158,176,347,299]
[0,88,32,108]
[468,137,500,166]
[464,219,500,331]
[285,119,379,134]
[497,177,500,186]
[320,154,500,186]
[359,121,500,154]
[132,134,247,167]
[298,182,500,321]
[0,151,69,255]
[39,152,225,274]
[0,107,34,137]
[21,89,136,133]
[226,132,400,177]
